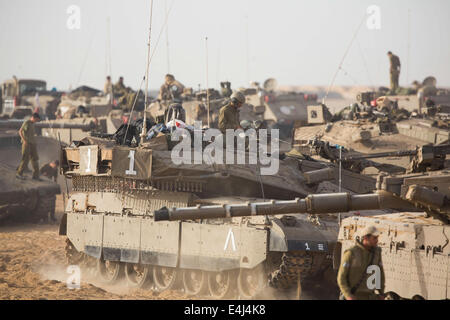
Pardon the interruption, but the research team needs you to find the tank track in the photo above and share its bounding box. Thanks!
[269,251,327,289]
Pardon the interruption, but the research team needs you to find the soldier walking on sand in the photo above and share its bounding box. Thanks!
[16,113,41,180]
[337,225,386,300]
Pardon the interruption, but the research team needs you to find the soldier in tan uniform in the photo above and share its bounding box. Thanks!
[16,113,41,180]
[388,51,401,94]
[158,74,185,102]
[337,225,385,300]
[104,76,112,95]
[218,91,245,133]
[114,76,126,97]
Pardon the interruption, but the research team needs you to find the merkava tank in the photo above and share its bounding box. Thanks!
[0,162,60,223]
[0,117,104,147]
[293,100,449,171]
[0,77,63,120]
[57,120,384,299]
[239,79,319,141]
[356,76,450,114]
[155,149,450,300]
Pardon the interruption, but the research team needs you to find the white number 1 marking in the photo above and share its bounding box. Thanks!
[85,148,91,172]
[126,150,137,175]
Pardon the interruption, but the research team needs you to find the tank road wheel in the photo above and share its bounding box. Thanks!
[125,263,153,289]
[153,266,178,292]
[97,259,123,285]
[182,269,208,296]
[385,292,400,300]
[237,264,266,299]
[208,270,235,299]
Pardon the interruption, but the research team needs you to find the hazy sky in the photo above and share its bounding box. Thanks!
[0,0,449,91]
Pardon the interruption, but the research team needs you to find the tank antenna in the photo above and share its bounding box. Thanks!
[323,15,365,105]
[141,0,154,144]
[165,1,171,74]
[205,37,211,128]
[406,9,411,85]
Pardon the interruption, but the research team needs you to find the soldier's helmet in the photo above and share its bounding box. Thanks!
[230,91,246,105]
[360,225,381,237]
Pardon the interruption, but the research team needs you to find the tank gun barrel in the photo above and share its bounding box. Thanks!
[341,150,417,161]
[154,192,411,222]
[341,144,450,162]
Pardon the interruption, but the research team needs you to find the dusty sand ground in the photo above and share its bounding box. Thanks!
[0,195,190,300]
[0,195,333,300]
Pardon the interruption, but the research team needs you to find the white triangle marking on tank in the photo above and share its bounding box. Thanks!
[224,228,237,252]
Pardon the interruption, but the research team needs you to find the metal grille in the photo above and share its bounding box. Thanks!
[72,175,204,193]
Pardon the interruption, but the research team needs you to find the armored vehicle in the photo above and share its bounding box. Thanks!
[293,108,449,171]
[0,77,62,120]
[0,162,60,223]
[155,167,450,300]
[59,128,385,298]
[356,76,450,115]
[240,79,319,141]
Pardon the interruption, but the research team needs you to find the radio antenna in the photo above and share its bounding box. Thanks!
[141,0,154,144]
[205,37,210,128]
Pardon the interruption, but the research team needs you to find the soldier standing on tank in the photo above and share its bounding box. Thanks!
[16,113,41,180]
[387,51,401,94]
[104,76,113,103]
[337,225,385,300]
[218,91,245,133]
[114,76,126,96]
[104,76,112,95]
[158,74,185,102]
[218,92,245,149]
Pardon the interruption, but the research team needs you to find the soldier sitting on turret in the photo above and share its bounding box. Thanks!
[158,74,185,102]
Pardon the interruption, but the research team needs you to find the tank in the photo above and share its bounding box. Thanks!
[0,162,61,223]
[60,124,445,299]
[58,129,380,299]
[153,168,450,300]
[293,105,449,171]
[0,78,62,120]
[0,118,107,146]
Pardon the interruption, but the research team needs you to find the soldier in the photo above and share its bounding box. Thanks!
[218,91,245,133]
[337,225,385,300]
[220,81,232,98]
[104,76,112,95]
[16,113,41,180]
[40,160,59,182]
[158,74,185,102]
[387,51,401,94]
[114,76,126,96]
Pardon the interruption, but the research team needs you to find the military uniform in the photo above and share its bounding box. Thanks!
[17,120,39,179]
[40,163,58,182]
[113,81,126,97]
[104,80,112,95]
[389,54,401,93]
[218,103,240,133]
[158,80,185,101]
[337,241,385,300]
